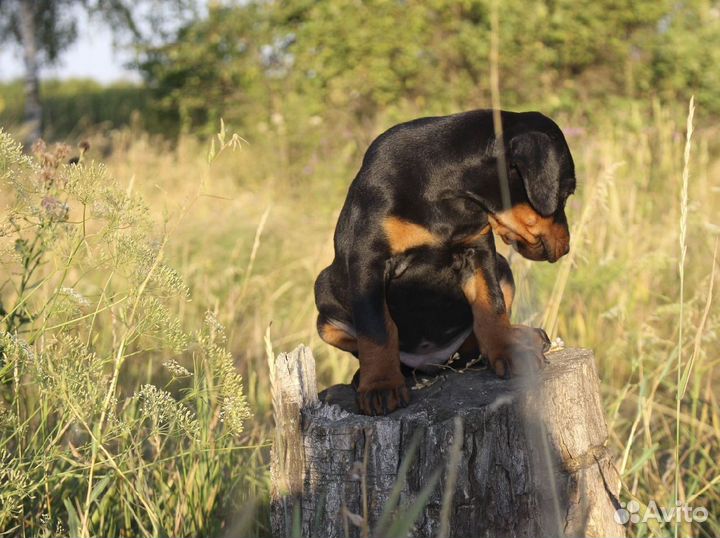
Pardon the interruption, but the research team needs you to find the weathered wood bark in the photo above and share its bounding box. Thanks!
[270,346,624,538]
[270,345,319,538]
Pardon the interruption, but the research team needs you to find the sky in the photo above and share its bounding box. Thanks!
[0,10,140,83]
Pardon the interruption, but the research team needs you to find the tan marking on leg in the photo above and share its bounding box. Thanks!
[356,303,401,388]
[462,270,512,376]
[319,322,358,353]
[461,268,495,309]
[383,216,441,254]
[356,303,408,415]
[500,277,514,315]
[463,267,547,378]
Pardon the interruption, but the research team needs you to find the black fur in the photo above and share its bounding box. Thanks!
[315,109,575,370]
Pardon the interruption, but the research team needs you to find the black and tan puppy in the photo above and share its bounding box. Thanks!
[314,110,575,415]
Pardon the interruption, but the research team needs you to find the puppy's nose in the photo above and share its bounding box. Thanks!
[551,241,569,261]
[543,237,569,263]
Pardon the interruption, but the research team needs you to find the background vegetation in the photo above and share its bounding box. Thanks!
[1,0,719,536]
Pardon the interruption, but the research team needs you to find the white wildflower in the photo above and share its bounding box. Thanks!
[202,340,251,435]
[58,287,91,308]
[204,310,226,344]
[136,384,199,440]
[0,331,35,363]
[0,449,35,521]
[163,359,193,377]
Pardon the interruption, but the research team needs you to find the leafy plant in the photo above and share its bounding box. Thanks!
[0,129,261,537]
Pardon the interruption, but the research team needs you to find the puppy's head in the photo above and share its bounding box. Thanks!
[491,116,576,263]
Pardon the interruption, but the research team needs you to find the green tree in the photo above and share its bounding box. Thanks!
[139,4,264,135]
[140,0,720,136]
[0,0,197,142]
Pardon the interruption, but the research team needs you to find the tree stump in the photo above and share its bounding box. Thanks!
[270,345,625,538]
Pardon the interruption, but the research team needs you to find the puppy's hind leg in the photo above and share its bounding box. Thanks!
[314,265,358,354]
[317,316,358,354]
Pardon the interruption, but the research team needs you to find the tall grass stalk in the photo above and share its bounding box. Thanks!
[489,0,511,211]
[0,131,259,537]
[240,205,272,302]
[674,96,694,538]
[679,239,717,400]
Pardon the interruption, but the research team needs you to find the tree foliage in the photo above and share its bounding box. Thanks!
[0,0,197,64]
[139,4,265,134]
[0,0,198,141]
[139,0,720,134]
[0,0,78,64]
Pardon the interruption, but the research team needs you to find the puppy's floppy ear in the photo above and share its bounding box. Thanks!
[509,131,561,216]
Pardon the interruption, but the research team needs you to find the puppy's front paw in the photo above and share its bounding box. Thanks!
[356,384,410,416]
[511,325,551,355]
[488,325,550,378]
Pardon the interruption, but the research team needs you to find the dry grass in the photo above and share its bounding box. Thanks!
[108,103,718,535]
[111,102,719,536]
[2,98,719,536]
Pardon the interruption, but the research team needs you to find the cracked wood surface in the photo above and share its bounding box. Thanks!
[270,345,625,538]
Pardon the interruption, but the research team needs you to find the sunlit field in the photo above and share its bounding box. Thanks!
[1,96,719,536]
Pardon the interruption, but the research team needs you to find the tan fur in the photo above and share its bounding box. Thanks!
[455,224,492,247]
[383,216,441,254]
[462,269,491,307]
[489,203,553,245]
[461,270,512,375]
[356,303,401,389]
[355,303,407,414]
[319,323,358,353]
[500,278,514,315]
